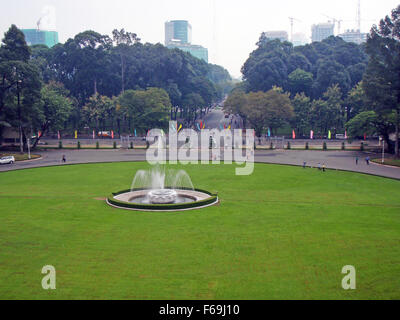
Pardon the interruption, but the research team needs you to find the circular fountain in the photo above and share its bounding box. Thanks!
[107,166,218,211]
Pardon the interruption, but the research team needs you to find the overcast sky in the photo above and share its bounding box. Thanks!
[1,0,399,77]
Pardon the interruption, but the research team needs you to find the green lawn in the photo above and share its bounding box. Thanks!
[0,153,41,161]
[0,162,399,300]
[373,158,400,167]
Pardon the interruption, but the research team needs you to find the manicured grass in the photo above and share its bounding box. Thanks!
[0,153,41,161]
[373,158,400,167]
[0,162,399,300]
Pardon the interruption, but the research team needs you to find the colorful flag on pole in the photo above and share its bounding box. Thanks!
[328,130,332,140]
[228,125,231,130]
[134,129,137,137]
[202,122,205,129]
[364,133,366,141]
[111,131,114,139]
[345,130,348,139]
[268,128,271,137]
[292,130,296,139]
[224,124,226,130]
[38,131,42,138]
[92,130,95,139]
[196,123,201,131]
[58,131,61,140]
[219,124,223,130]
[310,130,314,140]
[200,121,203,129]
[75,130,78,139]
[178,124,183,133]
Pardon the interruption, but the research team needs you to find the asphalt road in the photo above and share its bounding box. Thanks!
[0,148,399,180]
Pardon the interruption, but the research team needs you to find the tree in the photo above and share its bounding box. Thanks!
[82,94,115,135]
[323,84,344,134]
[112,29,140,93]
[346,82,366,121]
[345,111,379,139]
[363,5,400,156]
[32,82,73,148]
[291,93,312,137]
[288,69,313,96]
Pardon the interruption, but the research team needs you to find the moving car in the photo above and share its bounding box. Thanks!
[0,156,15,165]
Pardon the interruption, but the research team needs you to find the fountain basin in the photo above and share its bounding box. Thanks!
[107,188,218,212]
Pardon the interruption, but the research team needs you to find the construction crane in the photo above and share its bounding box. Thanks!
[322,14,343,34]
[36,17,42,31]
[288,17,302,42]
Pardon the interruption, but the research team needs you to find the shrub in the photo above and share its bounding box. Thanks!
[77,141,81,149]
[130,142,134,149]
[96,141,100,149]
[305,142,309,150]
[270,142,274,150]
[323,142,327,151]
[58,141,63,149]
[146,141,150,149]
[287,141,291,150]
[342,142,345,150]
[113,141,117,149]
[360,142,364,151]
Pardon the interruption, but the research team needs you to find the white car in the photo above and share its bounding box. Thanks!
[0,156,15,164]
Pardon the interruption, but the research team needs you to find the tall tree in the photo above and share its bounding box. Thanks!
[363,5,400,156]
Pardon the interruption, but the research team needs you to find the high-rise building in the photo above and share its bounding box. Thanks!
[311,23,335,42]
[22,29,59,48]
[165,20,192,45]
[338,30,367,45]
[165,20,208,63]
[264,31,289,42]
[291,33,309,47]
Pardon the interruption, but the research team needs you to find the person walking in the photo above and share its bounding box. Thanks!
[366,156,370,165]
[322,163,326,172]
[356,156,359,165]
[303,161,307,169]
[318,163,321,171]
[62,155,66,163]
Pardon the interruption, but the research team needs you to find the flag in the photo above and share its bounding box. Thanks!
[310,130,314,140]
[38,131,42,138]
[58,131,61,140]
[92,130,95,139]
[161,129,165,137]
[292,130,296,139]
[202,122,205,129]
[178,124,183,133]
[219,124,223,130]
[134,129,137,137]
[268,128,271,137]
[75,130,78,139]
[196,123,201,131]
[224,124,226,130]
[228,125,231,130]
[328,130,332,140]
[364,133,366,141]
[111,131,114,139]
[200,121,203,129]
[345,130,348,139]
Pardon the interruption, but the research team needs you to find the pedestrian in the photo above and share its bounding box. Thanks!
[303,161,307,169]
[322,163,326,172]
[366,156,370,165]
[356,156,359,165]
[62,155,66,163]
[318,163,321,170]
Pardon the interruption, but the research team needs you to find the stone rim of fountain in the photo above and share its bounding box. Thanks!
[106,188,218,212]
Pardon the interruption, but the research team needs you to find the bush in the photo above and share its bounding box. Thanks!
[342,142,345,150]
[305,142,309,150]
[323,142,327,151]
[96,141,100,149]
[360,142,364,151]
[77,141,81,149]
[270,142,274,150]
[287,141,291,150]
[58,141,63,149]
[130,142,134,149]
[113,141,117,149]
[146,141,150,149]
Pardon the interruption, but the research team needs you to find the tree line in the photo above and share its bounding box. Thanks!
[0,26,233,150]
[226,5,400,156]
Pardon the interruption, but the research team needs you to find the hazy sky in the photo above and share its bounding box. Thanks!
[1,0,399,77]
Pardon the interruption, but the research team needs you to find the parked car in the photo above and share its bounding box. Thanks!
[0,156,15,165]
[98,131,111,138]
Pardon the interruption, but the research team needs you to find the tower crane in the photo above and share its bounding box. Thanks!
[288,16,302,42]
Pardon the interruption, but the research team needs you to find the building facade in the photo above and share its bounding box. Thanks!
[291,33,309,47]
[22,29,59,48]
[338,30,368,45]
[264,31,289,42]
[311,23,335,42]
[165,20,192,45]
[165,20,208,63]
